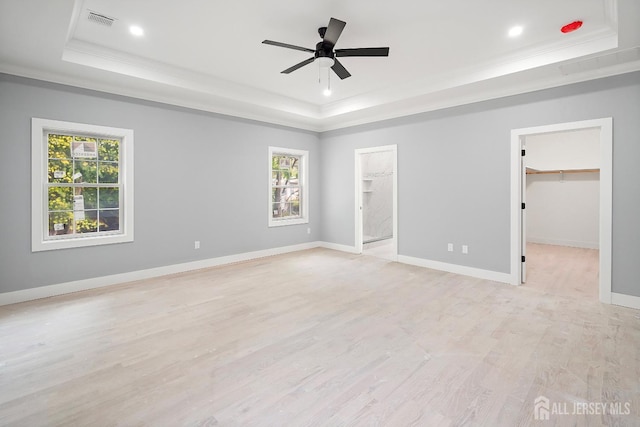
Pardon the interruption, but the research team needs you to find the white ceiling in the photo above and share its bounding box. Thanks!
[1,0,639,131]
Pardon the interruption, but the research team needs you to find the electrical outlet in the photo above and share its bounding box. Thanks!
[447,243,453,252]
[194,241,200,249]
[307,227,311,234]
[462,245,468,254]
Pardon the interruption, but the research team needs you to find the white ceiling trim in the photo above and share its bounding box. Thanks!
[319,58,640,131]
[62,39,322,120]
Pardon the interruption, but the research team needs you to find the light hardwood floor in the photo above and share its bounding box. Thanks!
[524,243,599,300]
[1,248,638,426]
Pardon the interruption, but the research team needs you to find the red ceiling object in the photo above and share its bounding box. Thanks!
[561,20,583,33]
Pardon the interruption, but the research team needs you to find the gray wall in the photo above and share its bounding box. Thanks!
[1,72,639,299]
[0,74,320,293]
[320,72,640,297]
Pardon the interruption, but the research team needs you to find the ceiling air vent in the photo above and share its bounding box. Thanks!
[87,11,115,27]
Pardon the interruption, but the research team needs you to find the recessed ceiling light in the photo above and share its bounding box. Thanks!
[508,25,523,38]
[323,88,332,97]
[129,25,144,37]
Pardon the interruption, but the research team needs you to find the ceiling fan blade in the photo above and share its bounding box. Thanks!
[281,57,315,74]
[331,59,351,80]
[335,47,390,57]
[323,18,346,47]
[262,40,315,53]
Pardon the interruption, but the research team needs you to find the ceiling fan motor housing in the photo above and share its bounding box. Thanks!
[315,41,335,59]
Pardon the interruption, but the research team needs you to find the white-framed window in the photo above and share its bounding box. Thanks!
[31,118,134,252]
[269,146,308,227]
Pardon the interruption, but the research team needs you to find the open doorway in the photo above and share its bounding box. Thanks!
[354,145,398,261]
[523,128,601,299]
[510,118,612,303]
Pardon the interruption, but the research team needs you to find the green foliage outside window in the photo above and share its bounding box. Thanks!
[47,133,121,236]
[271,155,301,219]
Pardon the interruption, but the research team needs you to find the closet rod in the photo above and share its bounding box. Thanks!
[526,168,599,175]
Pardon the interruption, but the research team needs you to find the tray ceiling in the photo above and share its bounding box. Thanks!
[1,0,639,131]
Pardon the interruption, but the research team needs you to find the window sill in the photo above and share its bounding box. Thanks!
[32,232,133,252]
[268,217,309,227]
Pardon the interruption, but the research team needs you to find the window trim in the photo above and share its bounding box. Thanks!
[268,146,309,227]
[31,118,134,252]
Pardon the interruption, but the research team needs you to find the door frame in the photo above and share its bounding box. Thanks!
[354,145,398,259]
[510,118,613,303]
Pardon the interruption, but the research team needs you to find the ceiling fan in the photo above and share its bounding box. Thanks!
[262,17,390,80]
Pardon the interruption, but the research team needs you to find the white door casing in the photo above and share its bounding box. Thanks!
[354,145,398,259]
[510,118,612,303]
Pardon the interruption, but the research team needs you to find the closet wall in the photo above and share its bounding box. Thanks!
[526,128,600,249]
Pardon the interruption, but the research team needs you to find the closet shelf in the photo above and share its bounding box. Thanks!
[526,167,600,175]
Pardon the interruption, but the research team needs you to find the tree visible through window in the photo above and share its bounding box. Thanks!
[268,147,308,227]
[272,154,300,219]
[47,133,121,237]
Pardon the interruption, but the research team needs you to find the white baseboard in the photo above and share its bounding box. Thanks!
[397,255,512,284]
[321,244,511,284]
[611,292,640,310]
[319,241,359,254]
[8,241,623,308]
[0,241,321,306]
[527,237,599,250]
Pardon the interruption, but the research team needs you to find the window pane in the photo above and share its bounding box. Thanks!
[76,210,98,234]
[75,187,98,210]
[74,160,97,183]
[98,162,119,184]
[99,139,119,162]
[272,155,289,171]
[272,171,282,186]
[286,187,300,202]
[290,162,299,179]
[271,188,300,218]
[48,159,72,183]
[71,137,97,159]
[48,187,73,211]
[279,169,291,185]
[272,187,300,203]
[99,188,119,209]
[272,202,291,218]
[48,134,71,159]
[99,209,120,232]
[48,211,73,235]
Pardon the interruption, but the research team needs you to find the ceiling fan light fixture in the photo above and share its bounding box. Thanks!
[318,57,335,68]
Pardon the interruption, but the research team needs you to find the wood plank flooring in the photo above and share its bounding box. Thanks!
[524,243,599,300]
[0,248,638,426]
